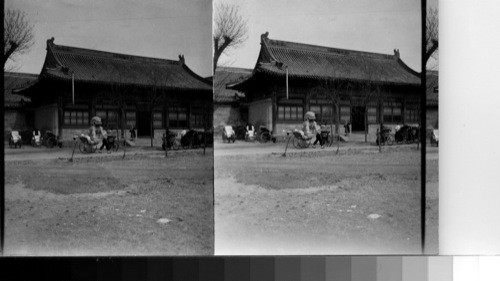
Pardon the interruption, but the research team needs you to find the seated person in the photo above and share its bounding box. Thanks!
[302,111,316,141]
[246,123,255,137]
[32,128,42,144]
[89,117,103,145]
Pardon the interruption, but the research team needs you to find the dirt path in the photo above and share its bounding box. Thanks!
[4,153,214,256]
[215,149,438,255]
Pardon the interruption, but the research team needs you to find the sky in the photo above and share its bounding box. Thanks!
[216,0,439,72]
[5,0,213,77]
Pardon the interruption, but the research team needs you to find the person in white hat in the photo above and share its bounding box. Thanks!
[89,116,103,145]
[303,111,318,146]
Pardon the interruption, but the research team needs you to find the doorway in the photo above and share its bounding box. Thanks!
[137,111,151,137]
[351,106,366,131]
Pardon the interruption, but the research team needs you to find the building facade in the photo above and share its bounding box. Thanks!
[228,33,421,138]
[14,38,212,142]
[427,70,439,132]
[213,67,252,130]
[4,72,37,140]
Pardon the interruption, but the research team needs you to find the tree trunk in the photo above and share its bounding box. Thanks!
[3,42,18,67]
[379,99,383,152]
[379,122,382,153]
[334,103,340,134]
[150,110,154,147]
[335,102,340,153]
[120,108,126,139]
[364,105,368,143]
[57,97,64,140]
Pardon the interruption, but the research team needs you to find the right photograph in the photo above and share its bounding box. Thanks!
[213,0,438,254]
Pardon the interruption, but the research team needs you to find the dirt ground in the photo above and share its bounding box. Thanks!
[215,145,438,255]
[4,149,214,256]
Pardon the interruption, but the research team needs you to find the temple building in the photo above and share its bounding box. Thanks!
[228,33,421,137]
[4,72,37,139]
[14,38,212,142]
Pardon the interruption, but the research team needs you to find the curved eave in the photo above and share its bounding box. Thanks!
[226,70,258,91]
[396,58,422,79]
[12,78,42,97]
[42,72,212,93]
[180,63,213,88]
[233,66,420,88]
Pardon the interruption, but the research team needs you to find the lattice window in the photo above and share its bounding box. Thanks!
[383,102,402,123]
[168,106,188,128]
[278,105,303,121]
[64,110,89,126]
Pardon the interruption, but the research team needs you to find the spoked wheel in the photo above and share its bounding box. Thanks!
[326,135,334,147]
[46,137,57,148]
[79,142,87,153]
[79,142,97,153]
[191,140,199,149]
[172,139,180,150]
[292,137,300,148]
[387,135,394,146]
[259,132,271,143]
[301,139,311,149]
[112,141,119,152]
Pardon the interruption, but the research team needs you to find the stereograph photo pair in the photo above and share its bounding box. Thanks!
[3,0,438,256]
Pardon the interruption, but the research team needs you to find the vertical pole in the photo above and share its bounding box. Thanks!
[286,67,289,100]
[72,72,75,105]
[421,0,427,254]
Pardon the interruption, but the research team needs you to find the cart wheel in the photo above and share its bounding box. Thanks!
[79,142,86,153]
[46,137,57,148]
[292,137,300,148]
[326,135,333,147]
[300,140,311,148]
[387,135,394,146]
[173,140,180,150]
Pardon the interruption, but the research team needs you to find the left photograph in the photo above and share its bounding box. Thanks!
[4,0,214,255]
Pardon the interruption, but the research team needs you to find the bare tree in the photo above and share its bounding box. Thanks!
[213,3,248,73]
[146,68,168,148]
[425,7,438,66]
[311,78,342,153]
[95,73,133,138]
[356,59,386,151]
[4,8,34,69]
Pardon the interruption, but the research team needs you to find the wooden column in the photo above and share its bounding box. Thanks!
[271,88,278,134]
[305,88,311,114]
[57,94,64,139]
[403,98,407,124]
[188,103,192,130]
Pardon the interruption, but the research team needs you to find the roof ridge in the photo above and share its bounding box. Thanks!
[266,38,396,60]
[51,42,180,65]
[217,66,253,73]
[4,72,39,77]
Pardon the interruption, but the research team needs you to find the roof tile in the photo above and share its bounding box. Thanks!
[253,36,421,85]
[41,39,211,91]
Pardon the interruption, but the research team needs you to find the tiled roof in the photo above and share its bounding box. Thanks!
[214,67,252,103]
[427,70,438,106]
[4,72,36,108]
[233,33,420,87]
[38,38,211,91]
